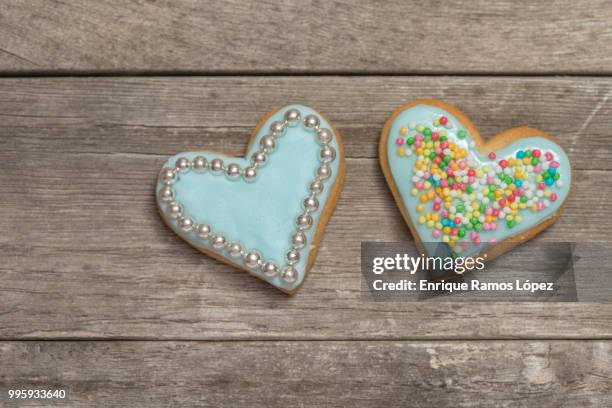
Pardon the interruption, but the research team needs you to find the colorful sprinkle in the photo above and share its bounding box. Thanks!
[394,118,565,249]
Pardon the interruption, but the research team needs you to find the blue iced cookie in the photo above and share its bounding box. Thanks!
[157,105,345,293]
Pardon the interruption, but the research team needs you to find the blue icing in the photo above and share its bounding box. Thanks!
[156,104,342,291]
[386,104,571,257]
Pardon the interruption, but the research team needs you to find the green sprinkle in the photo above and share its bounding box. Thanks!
[406,137,415,145]
[423,128,432,137]
[458,229,466,238]
[531,157,540,165]
[457,129,466,139]
[520,196,528,203]
[507,219,515,228]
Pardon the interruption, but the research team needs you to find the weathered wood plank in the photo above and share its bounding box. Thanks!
[1,76,611,340]
[1,341,610,407]
[1,1,612,73]
[1,152,611,339]
[1,77,610,168]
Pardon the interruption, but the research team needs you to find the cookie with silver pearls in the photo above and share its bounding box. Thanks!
[156,105,345,294]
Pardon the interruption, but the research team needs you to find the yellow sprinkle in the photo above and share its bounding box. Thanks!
[418,216,426,224]
[515,215,523,223]
[397,147,405,156]
[435,222,442,229]
[417,204,424,212]
[427,220,435,228]
[442,235,450,243]
[411,188,418,196]
[416,124,425,132]
[400,127,407,135]
[433,119,440,127]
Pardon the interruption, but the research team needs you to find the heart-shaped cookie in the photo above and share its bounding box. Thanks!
[380,100,571,261]
[156,104,345,293]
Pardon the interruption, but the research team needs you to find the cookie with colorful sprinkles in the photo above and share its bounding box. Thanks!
[379,99,571,264]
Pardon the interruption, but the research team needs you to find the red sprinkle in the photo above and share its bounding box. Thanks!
[550,193,558,201]
[499,159,508,168]
[538,182,545,190]
[488,152,496,160]
[432,132,439,141]
[439,116,448,125]
[532,149,541,158]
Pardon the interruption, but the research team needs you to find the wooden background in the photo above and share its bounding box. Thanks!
[1,1,612,406]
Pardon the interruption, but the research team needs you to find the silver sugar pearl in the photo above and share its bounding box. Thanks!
[286,249,300,265]
[320,146,336,163]
[262,262,279,277]
[317,165,332,180]
[260,135,276,153]
[175,157,191,173]
[210,235,226,249]
[303,114,320,129]
[281,266,298,283]
[159,186,174,202]
[303,195,319,212]
[244,251,261,269]
[167,201,182,219]
[159,167,176,184]
[292,232,307,249]
[243,166,257,182]
[296,214,313,230]
[196,224,212,239]
[210,158,224,173]
[178,216,194,232]
[269,121,286,137]
[228,242,243,258]
[226,163,241,179]
[309,180,324,194]
[251,151,267,168]
[192,156,208,172]
[316,128,333,145]
[284,109,301,127]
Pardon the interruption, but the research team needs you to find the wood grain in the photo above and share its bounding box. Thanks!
[1,76,611,168]
[1,76,611,339]
[1,341,611,407]
[1,1,612,74]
